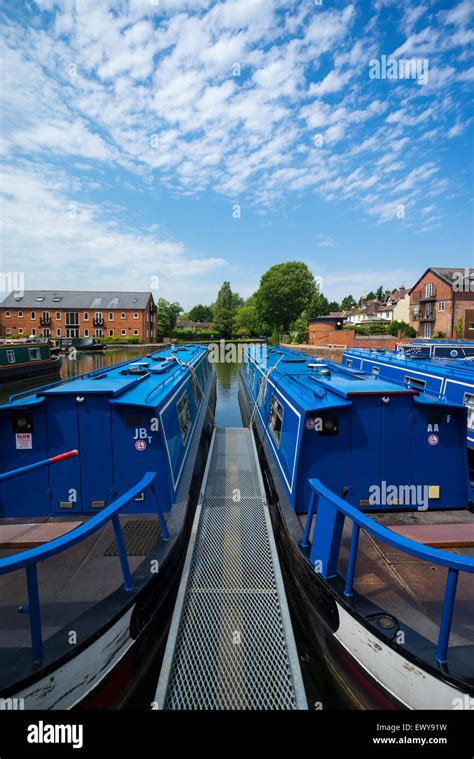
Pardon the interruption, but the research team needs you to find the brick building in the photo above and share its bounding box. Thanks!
[409,268,474,339]
[0,291,156,342]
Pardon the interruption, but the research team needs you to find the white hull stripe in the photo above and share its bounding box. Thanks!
[334,603,469,710]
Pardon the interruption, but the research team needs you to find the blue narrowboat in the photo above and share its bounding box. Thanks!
[0,344,215,709]
[342,346,474,452]
[239,344,474,710]
[395,340,474,360]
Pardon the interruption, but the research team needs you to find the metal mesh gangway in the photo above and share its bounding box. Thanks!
[154,427,307,710]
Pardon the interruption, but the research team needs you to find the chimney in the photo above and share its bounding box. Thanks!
[398,285,406,298]
[360,294,367,307]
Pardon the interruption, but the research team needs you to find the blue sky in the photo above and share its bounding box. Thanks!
[0,0,472,308]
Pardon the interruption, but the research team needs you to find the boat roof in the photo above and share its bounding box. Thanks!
[345,347,474,379]
[245,345,422,412]
[0,344,208,410]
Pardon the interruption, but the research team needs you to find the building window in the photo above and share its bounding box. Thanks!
[95,329,103,337]
[121,312,126,319]
[18,311,23,318]
[5,327,11,335]
[133,329,138,336]
[84,328,89,337]
[31,311,36,319]
[56,329,61,337]
[109,329,114,336]
[4,311,10,317]
[268,394,284,447]
[42,328,50,337]
[424,282,433,297]
[28,347,41,361]
[18,328,23,335]
[31,328,36,336]
[438,301,445,312]
[56,312,61,320]
[83,312,89,320]
[6,349,15,363]
[133,312,138,319]
[423,322,432,338]
[121,329,126,336]
[468,322,474,330]
[66,312,79,326]
[109,312,114,320]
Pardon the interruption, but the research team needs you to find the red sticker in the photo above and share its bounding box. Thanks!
[135,440,147,451]
[428,434,439,446]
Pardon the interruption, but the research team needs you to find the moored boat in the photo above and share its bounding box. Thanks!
[0,342,62,385]
[52,337,107,352]
[0,344,215,709]
[342,345,474,453]
[239,344,474,709]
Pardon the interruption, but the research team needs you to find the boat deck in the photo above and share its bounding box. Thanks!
[155,427,307,710]
[299,508,474,648]
[0,514,162,651]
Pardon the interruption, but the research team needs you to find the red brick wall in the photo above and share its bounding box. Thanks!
[0,302,156,341]
[308,322,408,350]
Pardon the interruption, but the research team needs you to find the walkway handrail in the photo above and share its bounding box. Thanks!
[0,471,168,663]
[0,450,78,483]
[301,479,474,665]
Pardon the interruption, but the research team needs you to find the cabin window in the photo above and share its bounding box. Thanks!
[28,347,41,361]
[372,366,380,376]
[464,394,474,431]
[404,375,426,391]
[177,391,192,443]
[18,311,23,318]
[346,358,353,367]
[268,394,284,447]
[6,350,15,364]
[438,301,445,312]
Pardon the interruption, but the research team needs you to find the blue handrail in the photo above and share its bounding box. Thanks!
[302,479,474,665]
[0,470,169,663]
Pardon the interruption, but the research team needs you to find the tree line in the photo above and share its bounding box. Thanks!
[155,262,396,340]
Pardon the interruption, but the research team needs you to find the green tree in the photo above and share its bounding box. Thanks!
[454,316,463,339]
[213,281,234,338]
[340,295,357,311]
[375,285,385,301]
[365,290,377,302]
[388,320,416,337]
[233,294,264,336]
[327,300,340,312]
[256,262,317,331]
[188,304,214,322]
[155,298,183,335]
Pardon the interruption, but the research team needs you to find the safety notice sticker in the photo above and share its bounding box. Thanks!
[16,433,32,450]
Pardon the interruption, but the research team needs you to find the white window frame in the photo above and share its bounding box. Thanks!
[6,349,15,363]
[83,312,89,321]
[121,329,126,336]
[133,312,139,319]
[438,301,445,312]
[30,311,36,320]
[28,347,41,361]
[18,311,23,318]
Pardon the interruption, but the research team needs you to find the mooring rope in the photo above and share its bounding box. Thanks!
[248,353,284,431]
[171,352,216,426]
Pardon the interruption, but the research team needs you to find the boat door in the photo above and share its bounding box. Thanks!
[350,393,413,507]
[47,393,114,514]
